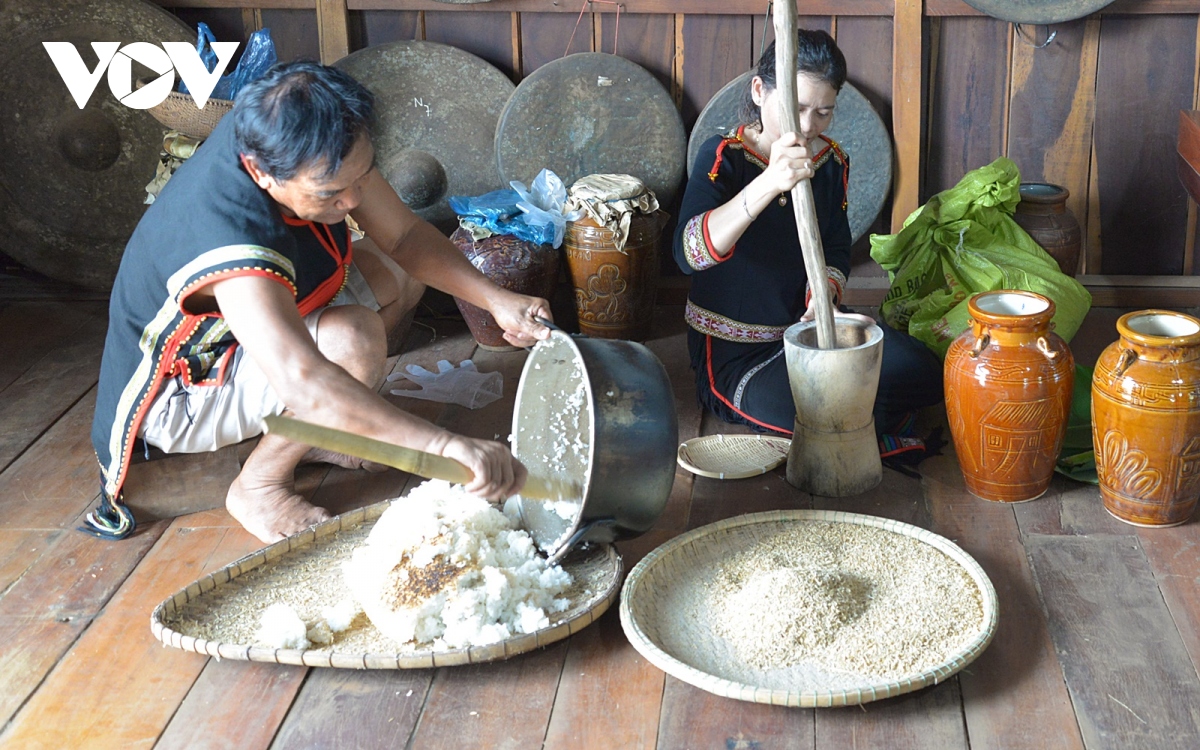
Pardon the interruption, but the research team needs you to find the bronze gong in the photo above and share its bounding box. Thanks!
[688,73,892,244]
[495,53,687,207]
[960,0,1116,24]
[0,0,193,290]
[335,41,515,233]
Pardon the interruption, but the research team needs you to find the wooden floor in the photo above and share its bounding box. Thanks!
[1,279,1199,750]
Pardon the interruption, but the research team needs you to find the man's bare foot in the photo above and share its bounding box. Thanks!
[227,474,332,543]
[300,447,389,473]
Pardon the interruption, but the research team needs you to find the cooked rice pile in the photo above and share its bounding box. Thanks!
[707,522,984,679]
[525,352,589,479]
[343,480,573,650]
[158,512,614,656]
[255,599,358,650]
[513,338,590,548]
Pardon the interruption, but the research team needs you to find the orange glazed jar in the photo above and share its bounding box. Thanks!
[945,291,1074,502]
[563,211,661,341]
[1092,310,1200,527]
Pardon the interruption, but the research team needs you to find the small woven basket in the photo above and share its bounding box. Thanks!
[138,79,234,138]
[677,434,791,479]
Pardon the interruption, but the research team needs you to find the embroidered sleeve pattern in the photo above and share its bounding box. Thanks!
[805,265,848,309]
[170,244,297,298]
[681,212,731,271]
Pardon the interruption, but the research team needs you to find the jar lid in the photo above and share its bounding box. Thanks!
[565,174,661,253]
[569,173,647,202]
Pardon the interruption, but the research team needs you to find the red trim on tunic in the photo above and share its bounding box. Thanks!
[709,128,848,210]
[701,212,733,263]
[297,219,353,313]
[705,335,793,436]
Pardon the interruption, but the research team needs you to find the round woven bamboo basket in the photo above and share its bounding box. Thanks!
[138,79,234,138]
[677,434,790,479]
[619,509,999,707]
[151,499,623,668]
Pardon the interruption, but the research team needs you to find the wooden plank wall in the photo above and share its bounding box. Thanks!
[153,0,1200,284]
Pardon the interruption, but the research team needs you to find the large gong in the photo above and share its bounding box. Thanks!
[959,0,1116,24]
[688,73,892,244]
[0,0,193,290]
[336,41,514,232]
[495,53,686,207]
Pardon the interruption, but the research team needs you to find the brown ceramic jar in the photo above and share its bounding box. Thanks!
[563,212,661,340]
[1092,310,1200,527]
[1012,182,1082,276]
[449,227,559,351]
[944,290,1074,502]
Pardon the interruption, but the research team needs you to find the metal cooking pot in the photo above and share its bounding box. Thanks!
[510,328,677,563]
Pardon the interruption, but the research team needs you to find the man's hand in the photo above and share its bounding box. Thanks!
[488,291,553,348]
[439,434,528,500]
[351,169,553,349]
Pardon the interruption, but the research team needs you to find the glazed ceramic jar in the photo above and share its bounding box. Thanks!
[944,290,1074,502]
[563,212,661,341]
[1092,310,1200,527]
[449,228,559,351]
[1013,182,1082,276]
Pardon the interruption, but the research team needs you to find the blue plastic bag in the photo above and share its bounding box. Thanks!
[178,23,277,101]
[510,169,575,249]
[448,189,522,224]
[449,169,578,248]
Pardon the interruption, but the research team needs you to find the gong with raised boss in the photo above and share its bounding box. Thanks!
[335,41,515,233]
[0,0,194,289]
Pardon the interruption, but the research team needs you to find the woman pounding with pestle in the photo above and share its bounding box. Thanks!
[673,30,944,470]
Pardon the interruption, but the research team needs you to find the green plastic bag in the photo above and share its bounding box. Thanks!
[1055,364,1098,484]
[870,157,1092,358]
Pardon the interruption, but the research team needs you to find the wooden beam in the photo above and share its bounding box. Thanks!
[241,8,264,34]
[1007,18,1100,275]
[149,0,1200,13]
[1187,18,1200,274]
[1085,124,1103,274]
[926,0,1200,13]
[1077,273,1200,287]
[923,0,987,13]
[1078,274,1200,307]
[843,274,1200,308]
[316,0,351,64]
[1104,0,1200,12]
[155,0,307,7]
[891,0,923,231]
[346,0,896,13]
[673,14,685,110]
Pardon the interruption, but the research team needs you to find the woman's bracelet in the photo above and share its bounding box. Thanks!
[740,190,754,221]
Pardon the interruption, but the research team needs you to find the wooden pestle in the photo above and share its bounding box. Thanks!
[263,415,580,501]
[773,0,837,350]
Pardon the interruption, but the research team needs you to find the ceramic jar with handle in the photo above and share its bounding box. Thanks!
[563,211,662,341]
[1012,182,1082,276]
[1092,310,1200,527]
[944,290,1074,502]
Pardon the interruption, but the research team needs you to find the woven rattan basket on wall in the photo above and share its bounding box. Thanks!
[137,79,233,138]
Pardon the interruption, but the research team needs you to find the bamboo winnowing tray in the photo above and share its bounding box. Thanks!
[151,499,622,668]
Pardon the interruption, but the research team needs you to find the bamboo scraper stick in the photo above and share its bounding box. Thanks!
[263,415,579,501]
